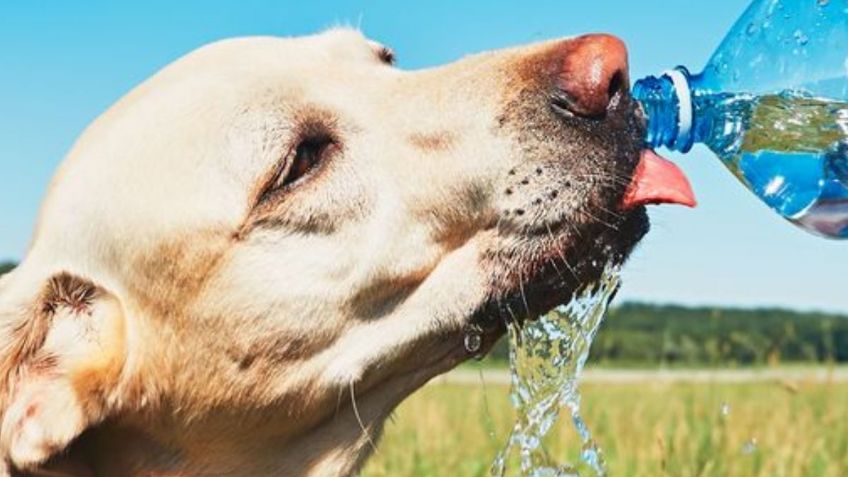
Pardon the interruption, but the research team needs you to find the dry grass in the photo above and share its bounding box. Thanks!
[361,374,848,477]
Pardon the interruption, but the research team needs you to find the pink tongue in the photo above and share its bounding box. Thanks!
[622,150,697,209]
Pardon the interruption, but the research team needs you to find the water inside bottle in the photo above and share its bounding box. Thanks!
[491,264,620,477]
[700,90,848,237]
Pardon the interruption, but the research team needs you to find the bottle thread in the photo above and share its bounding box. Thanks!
[632,67,696,153]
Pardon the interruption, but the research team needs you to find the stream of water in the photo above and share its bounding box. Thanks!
[490,264,621,477]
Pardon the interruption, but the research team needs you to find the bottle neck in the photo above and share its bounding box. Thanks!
[633,67,696,153]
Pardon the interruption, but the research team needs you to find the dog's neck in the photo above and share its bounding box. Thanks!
[25,326,472,476]
[37,378,411,477]
[56,403,386,477]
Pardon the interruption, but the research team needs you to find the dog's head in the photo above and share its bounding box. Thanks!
[0,29,692,476]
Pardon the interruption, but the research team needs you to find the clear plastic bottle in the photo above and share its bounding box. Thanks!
[633,0,848,238]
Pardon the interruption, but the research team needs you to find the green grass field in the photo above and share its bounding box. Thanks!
[361,371,848,477]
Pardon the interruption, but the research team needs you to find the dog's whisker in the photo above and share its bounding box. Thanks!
[505,306,520,332]
[558,251,579,282]
[561,219,584,240]
[582,208,619,231]
[492,216,506,325]
[570,173,632,187]
[334,385,346,419]
[517,266,531,321]
[349,380,379,455]
[546,257,571,292]
[549,225,580,280]
[597,204,624,220]
[544,222,577,283]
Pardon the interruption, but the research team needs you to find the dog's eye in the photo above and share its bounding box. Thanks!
[376,46,395,66]
[282,134,335,188]
[259,133,336,203]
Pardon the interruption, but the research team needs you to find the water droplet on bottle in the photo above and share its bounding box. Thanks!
[766,0,778,18]
[793,29,809,46]
[464,332,482,354]
[741,438,758,454]
[817,0,829,6]
[745,22,758,35]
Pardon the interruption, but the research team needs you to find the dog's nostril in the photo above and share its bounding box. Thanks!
[554,34,630,118]
[607,70,625,104]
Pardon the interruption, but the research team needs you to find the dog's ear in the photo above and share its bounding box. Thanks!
[0,271,126,472]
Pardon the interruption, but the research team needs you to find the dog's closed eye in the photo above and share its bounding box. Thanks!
[284,134,335,188]
[257,129,337,204]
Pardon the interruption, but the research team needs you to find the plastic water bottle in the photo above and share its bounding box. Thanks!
[632,0,848,238]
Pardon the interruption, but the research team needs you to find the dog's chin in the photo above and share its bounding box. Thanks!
[472,206,648,332]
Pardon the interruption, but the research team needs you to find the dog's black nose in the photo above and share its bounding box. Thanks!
[553,34,629,118]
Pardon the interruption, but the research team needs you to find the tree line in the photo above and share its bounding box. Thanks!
[0,262,14,276]
[487,303,848,367]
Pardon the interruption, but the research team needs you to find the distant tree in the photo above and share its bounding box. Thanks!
[485,302,848,367]
[0,261,15,276]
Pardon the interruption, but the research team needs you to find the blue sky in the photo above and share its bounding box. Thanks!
[1,1,845,313]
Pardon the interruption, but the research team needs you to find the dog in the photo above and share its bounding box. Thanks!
[0,28,693,476]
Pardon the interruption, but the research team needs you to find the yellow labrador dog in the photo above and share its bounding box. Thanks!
[0,29,693,476]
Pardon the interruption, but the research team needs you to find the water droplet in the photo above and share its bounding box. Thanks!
[720,402,731,417]
[745,22,758,35]
[817,0,829,5]
[742,438,758,454]
[793,29,809,46]
[464,332,482,354]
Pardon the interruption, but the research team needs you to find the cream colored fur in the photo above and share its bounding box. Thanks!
[0,28,645,476]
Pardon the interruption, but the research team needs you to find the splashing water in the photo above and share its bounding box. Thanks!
[491,264,621,477]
